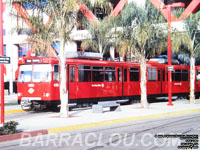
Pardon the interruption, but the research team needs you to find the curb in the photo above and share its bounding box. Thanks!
[0,108,200,143]
[0,103,18,106]
[48,108,200,134]
[5,110,24,114]
[0,130,48,143]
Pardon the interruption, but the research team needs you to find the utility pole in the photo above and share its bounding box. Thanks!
[163,2,185,106]
[0,0,4,124]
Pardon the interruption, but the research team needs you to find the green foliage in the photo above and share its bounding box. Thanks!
[0,121,20,135]
[170,12,200,103]
[172,8,184,18]
[10,0,80,55]
[172,12,200,57]
[10,0,114,56]
[115,2,167,59]
[185,12,200,56]
[84,0,113,17]
[76,0,114,55]
[81,16,116,55]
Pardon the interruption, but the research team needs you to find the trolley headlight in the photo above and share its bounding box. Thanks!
[17,93,22,97]
[43,92,50,97]
[46,93,50,97]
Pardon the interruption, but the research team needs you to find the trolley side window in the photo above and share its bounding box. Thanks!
[163,70,165,81]
[124,69,127,82]
[130,67,139,82]
[118,68,122,82]
[78,65,91,82]
[172,69,188,81]
[70,66,75,82]
[182,70,188,81]
[53,64,59,82]
[92,66,104,82]
[173,69,181,81]
[105,67,115,82]
[148,68,157,81]
[197,70,200,81]
[158,70,161,81]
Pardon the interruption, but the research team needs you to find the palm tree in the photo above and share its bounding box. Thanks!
[11,0,114,116]
[11,0,79,117]
[81,16,118,57]
[172,12,200,103]
[79,0,114,57]
[115,2,166,108]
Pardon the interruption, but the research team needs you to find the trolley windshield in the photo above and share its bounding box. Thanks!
[18,64,52,82]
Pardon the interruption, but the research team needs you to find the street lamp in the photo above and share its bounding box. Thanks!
[163,2,185,106]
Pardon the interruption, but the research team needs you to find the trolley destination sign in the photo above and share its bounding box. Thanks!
[0,56,10,64]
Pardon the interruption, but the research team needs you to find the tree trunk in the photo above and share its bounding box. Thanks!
[59,37,69,117]
[190,56,195,104]
[140,54,148,108]
[99,42,103,57]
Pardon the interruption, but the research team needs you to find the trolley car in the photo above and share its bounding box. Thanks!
[17,53,200,111]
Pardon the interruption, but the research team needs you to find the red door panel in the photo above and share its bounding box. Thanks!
[69,65,77,99]
[123,67,129,96]
[129,67,140,96]
[147,68,161,95]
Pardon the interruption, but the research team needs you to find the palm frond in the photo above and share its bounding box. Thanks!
[27,37,58,58]
[114,1,166,59]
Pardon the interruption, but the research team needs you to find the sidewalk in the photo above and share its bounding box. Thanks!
[1,99,200,142]
[1,92,18,105]
[4,94,18,104]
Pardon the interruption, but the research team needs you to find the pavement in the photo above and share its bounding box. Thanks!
[0,95,200,143]
[4,94,18,104]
